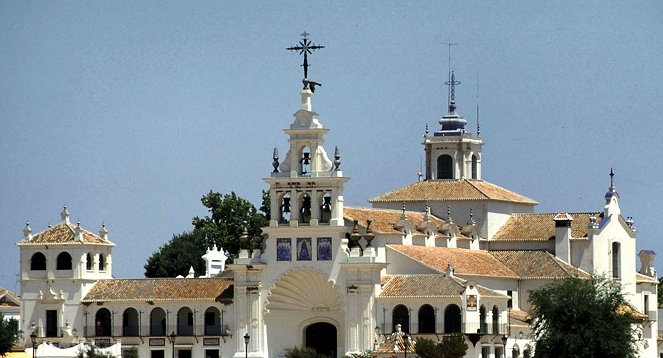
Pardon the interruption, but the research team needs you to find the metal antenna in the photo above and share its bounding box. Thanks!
[476,72,480,135]
[287,32,325,87]
[441,42,457,106]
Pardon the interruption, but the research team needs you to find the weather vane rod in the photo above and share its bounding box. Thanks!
[287,32,325,90]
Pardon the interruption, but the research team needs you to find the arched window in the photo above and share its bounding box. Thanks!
[86,253,93,271]
[56,252,72,270]
[443,304,461,333]
[31,252,47,271]
[98,254,106,271]
[392,304,410,333]
[320,192,332,224]
[123,308,139,337]
[418,304,436,333]
[300,146,311,175]
[150,308,166,336]
[300,193,311,224]
[177,307,194,336]
[471,155,478,179]
[95,308,112,336]
[280,193,291,224]
[204,307,221,336]
[492,306,500,334]
[612,242,621,279]
[479,305,487,333]
[437,155,453,179]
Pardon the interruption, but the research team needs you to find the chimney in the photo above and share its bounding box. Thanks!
[554,213,573,263]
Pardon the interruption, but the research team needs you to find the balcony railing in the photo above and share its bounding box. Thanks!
[83,324,229,337]
[462,322,509,335]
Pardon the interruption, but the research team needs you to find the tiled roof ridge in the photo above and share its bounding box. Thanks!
[368,181,424,202]
[387,244,447,273]
[509,212,597,217]
[469,179,538,204]
[463,179,491,200]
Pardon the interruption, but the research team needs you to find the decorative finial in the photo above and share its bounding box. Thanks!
[240,221,249,249]
[287,32,325,89]
[609,168,615,188]
[333,146,341,171]
[401,202,407,220]
[424,204,430,222]
[23,222,33,240]
[99,222,109,241]
[468,209,475,225]
[447,206,452,221]
[350,219,362,249]
[272,148,280,173]
[424,123,429,138]
[364,218,375,248]
[60,205,70,224]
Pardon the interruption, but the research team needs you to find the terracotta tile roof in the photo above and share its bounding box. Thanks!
[509,309,531,326]
[490,250,591,279]
[369,179,537,205]
[0,288,20,307]
[81,278,233,302]
[388,244,519,278]
[375,333,416,354]
[492,213,596,241]
[617,304,648,321]
[17,222,112,246]
[344,207,446,234]
[380,274,505,298]
[636,273,658,283]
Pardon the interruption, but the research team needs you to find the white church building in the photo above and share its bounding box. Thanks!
[16,39,658,358]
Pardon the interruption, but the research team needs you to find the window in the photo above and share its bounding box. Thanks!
[279,194,291,224]
[204,307,220,336]
[95,308,112,336]
[612,242,620,279]
[98,254,106,271]
[300,193,311,224]
[177,307,194,336]
[507,290,513,309]
[56,252,72,270]
[46,310,58,337]
[418,304,436,333]
[31,252,47,271]
[320,193,332,223]
[123,308,139,336]
[479,306,487,333]
[86,253,93,270]
[471,155,478,179]
[392,304,410,333]
[644,295,650,314]
[150,308,166,336]
[437,154,453,179]
[443,304,461,333]
[300,146,311,175]
[492,306,500,334]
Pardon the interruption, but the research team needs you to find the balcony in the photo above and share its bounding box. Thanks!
[83,324,230,337]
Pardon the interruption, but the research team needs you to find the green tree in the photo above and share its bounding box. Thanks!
[0,313,19,356]
[285,346,330,358]
[658,277,663,308]
[415,335,468,358]
[529,276,640,358]
[144,191,268,278]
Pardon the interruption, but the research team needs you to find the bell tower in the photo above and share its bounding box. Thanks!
[424,67,484,181]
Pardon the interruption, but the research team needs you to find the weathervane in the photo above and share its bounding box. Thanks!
[287,32,325,91]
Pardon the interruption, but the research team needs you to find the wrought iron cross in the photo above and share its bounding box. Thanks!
[445,70,461,112]
[287,32,325,83]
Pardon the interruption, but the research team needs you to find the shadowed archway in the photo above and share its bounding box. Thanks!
[305,322,336,357]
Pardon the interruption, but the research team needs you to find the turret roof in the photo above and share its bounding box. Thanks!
[492,212,597,241]
[16,221,113,246]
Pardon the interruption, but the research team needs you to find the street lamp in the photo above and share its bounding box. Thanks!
[169,331,176,358]
[244,333,250,358]
[30,331,37,358]
[501,335,508,358]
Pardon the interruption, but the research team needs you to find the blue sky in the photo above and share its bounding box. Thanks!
[1,1,662,291]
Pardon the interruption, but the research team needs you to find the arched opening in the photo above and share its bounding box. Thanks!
[471,154,478,179]
[392,304,410,333]
[479,305,487,333]
[31,252,46,271]
[177,307,194,336]
[612,242,621,279]
[437,154,453,179]
[512,344,521,358]
[56,252,72,270]
[300,146,311,176]
[86,253,93,271]
[95,308,112,337]
[98,254,106,271]
[279,193,291,224]
[204,307,221,336]
[300,192,312,224]
[150,308,166,336]
[418,304,436,333]
[123,308,139,336]
[443,304,461,333]
[319,192,332,224]
[305,322,336,358]
[492,306,500,334]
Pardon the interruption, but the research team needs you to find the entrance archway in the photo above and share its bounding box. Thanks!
[305,322,337,357]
